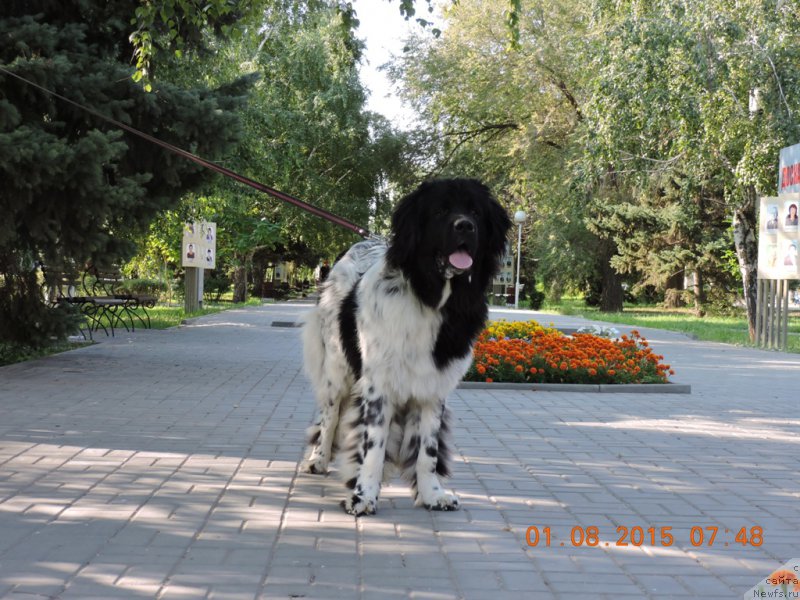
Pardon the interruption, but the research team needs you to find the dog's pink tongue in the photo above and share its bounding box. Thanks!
[448,251,473,270]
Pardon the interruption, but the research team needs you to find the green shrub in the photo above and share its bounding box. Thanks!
[0,270,83,349]
[205,274,231,302]
[119,278,168,297]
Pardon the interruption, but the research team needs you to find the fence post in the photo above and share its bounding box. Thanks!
[781,279,790,351]
[755,278,763,346]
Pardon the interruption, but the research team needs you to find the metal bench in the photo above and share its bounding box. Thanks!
[42,265,155,338]
[83,266,155,332]
[41,266,117,338]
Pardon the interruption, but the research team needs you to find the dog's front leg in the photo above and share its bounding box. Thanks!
[302,392,342,475]
[414,402,460,511]
[341,388,391,516]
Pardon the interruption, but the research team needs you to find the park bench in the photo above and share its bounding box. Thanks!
[41,266,117,338]
[41,265,155,338]
[83,265,156,331]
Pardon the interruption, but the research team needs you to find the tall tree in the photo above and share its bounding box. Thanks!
[396,0,800,321]
[127,1,408,300]
[0,1,252,346]
[584,0,800,331]
[394,0,626,308]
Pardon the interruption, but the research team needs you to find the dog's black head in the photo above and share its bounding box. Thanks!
[386,178,512,307]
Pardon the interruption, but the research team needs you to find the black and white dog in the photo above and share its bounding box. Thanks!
[302,178,511,516]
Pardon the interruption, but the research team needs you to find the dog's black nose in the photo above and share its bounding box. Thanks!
[453,217,476,233]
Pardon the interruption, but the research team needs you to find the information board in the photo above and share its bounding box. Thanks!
[182,221,216,270]
[758,195,799,280]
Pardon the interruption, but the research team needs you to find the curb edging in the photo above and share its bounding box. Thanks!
[458,381,691,394]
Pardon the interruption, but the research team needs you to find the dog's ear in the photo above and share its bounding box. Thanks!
[386,183,425,269]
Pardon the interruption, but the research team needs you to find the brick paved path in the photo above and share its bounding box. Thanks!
[0,303,798,599]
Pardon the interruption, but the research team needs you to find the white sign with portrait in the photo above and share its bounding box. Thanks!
[758,195,799,279]
[182,221,217,269]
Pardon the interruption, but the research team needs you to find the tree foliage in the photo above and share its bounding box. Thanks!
[394,0,616,305]
[394,0,800,321]
[0,1,252,346]
[127,0,527,85]
[582,0,800,325]
[126,0,408,301]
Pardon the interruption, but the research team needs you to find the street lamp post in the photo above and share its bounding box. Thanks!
[514,209,526,309]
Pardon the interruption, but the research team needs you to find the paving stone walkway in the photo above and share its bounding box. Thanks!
[0,302,798,599]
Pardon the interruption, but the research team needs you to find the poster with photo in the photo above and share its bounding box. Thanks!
[783,239,798,268]
[764,204,779,233]
[784,199,799,231]
[182,221,217,269]
[758,195,800,279]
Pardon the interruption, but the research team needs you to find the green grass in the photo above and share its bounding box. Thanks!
[540,297,800,353]
[147,304,225,329]
[147,297,263,329]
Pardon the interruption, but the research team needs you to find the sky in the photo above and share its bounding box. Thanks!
[352,0,442,129]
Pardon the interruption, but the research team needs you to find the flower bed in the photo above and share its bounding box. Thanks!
[464,320,674,385]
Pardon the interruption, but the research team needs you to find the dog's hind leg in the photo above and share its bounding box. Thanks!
[410,402,460,511]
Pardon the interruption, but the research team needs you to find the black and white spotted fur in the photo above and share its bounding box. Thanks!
[302,178,511,516]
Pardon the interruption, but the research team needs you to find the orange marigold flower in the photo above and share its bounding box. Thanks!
[469,320,672,384]
[486,377,493,383]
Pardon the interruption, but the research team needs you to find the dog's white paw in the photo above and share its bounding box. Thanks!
[341,493,378,516]
[301,456,328,475]
[422,490,460,511]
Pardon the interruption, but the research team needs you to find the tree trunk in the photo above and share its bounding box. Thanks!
[732,185,759,341]
[599,240,624,312]
[232,265,247,304]
[693,269,706,317]
[664,269,685,308]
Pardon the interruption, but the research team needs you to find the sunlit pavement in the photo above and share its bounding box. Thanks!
[0,302,797,599]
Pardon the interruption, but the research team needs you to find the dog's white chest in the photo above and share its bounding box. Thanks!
[356,268,468,401]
